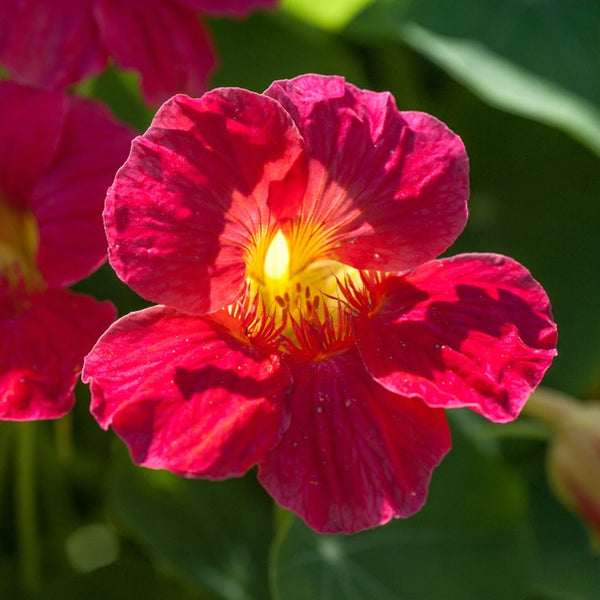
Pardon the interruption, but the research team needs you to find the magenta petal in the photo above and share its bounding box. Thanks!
[258,349,450,533]
[105,89,306,314]
[83,306,291,478]
[265,74,469,271]
[178,0,278,15]
[96,0,215,106]
[354,254,558,423]
[0,82,65,207]
[0,0,107,91]
[33,95,134,287]
[0,288,116,420]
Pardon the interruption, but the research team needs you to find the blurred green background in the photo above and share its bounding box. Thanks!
[2,1,599,598]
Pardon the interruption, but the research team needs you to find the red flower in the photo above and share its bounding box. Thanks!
[83,74,557,532]
[0,0,278,106]
[0,81,134,420]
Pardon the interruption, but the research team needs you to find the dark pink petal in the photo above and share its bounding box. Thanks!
[0,0,107,91]
[105,89,306,314]
[353,254,558,423]
[265,74,469,271]
[96,0,215,106]
[83,306,291,478]
[177,0,278,15]
[0,82,65,207]
[258,349,450,533]
[0,288,116,421]
[32,95,134,287]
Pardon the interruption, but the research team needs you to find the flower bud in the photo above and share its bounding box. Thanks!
[526,388,600,546]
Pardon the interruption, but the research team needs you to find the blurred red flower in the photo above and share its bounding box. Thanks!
[0,0,278,106]
[83,74,557,532]
[0,81,133,420]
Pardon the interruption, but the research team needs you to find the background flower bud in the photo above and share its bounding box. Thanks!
[526,387,600,546]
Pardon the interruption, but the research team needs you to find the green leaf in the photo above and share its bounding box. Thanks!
[399,24,600,157]
[75,64,154,132]
[271,425,532,600]
[349,0,600,155]
[109,454,273,600]
[208,12,366,93]
[30,554,197,600]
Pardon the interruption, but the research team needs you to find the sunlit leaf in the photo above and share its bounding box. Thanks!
[280,0,375,31]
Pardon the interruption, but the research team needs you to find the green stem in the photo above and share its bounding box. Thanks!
[0,424,12,518]
[54,413,73,465]
[16,422,40,593]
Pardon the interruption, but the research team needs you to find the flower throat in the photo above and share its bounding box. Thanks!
[0,193,40,290]
[242,225,368,357]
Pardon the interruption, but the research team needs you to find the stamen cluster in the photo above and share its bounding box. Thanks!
[245,227,363,359]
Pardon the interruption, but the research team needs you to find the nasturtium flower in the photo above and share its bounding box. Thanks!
[0,81,133,421]
[0,0,278,106]
[83,74,557,533]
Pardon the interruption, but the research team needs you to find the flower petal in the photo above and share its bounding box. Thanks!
[178,0,278,15]
[0,82,65,207]
[105,89,306,314]
[96,0,215,106]
[265,74,469,271]
[353,254,558,423]
[0,288,116,420]
[32,95,134,287]
[0,0,107,91]
[83,305,291,478]
[258,349,450,533]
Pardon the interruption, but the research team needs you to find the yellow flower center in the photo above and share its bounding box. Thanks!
[244,223,363,356]
[0,193,41,289]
